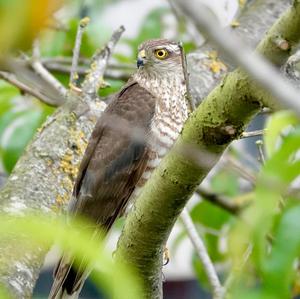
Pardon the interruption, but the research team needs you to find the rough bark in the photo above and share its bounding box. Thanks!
[115,2,300,298]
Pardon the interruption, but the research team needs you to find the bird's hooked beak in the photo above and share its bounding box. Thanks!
[137,49,146,68]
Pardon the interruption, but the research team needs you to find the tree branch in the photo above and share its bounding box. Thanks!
[42,62,131,81]
[70,17,90,87]
[283,49,300,84]
[0,71,61,107]
[81,26,125,95]
[187,0,290,105]
[0,27,125,298]
[115,2,300,298]
[32,40,68,98]
[196,187,242,215]
[181,208,224,299]
[240,129,266,139]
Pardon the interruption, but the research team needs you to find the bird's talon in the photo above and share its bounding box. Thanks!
[163,247,170,266]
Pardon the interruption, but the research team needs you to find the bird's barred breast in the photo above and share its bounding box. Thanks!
[133,119,181,196]
[130,70,189,201]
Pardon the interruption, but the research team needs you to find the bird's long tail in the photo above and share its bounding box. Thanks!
[48,217,116,299]
[48,253,90,299]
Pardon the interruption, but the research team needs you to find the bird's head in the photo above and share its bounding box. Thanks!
[136,39,182,74]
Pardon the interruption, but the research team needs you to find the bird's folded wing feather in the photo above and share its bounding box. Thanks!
[69,81,156,228]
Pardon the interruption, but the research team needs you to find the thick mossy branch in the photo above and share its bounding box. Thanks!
[116,2,300,299]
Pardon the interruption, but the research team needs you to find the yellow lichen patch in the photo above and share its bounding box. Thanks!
[70,128,88,156]
[208,50,218,60]
[58,128,88,179]
[46,158,53,167]
[206,51,227,74]
[62,176,74,193]
[293,270,300,298]
[97,76,110,89]
[59,147,78,179]
[239,0,246,6]
[230,20,240,28]
[56,193,69,206]
[69,82,82,93]
[90,61,98,71]
[59,160,78,179]
[80,16,90,27]
[209,60,227,73]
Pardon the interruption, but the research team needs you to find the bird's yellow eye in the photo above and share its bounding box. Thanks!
[154,49,168,59]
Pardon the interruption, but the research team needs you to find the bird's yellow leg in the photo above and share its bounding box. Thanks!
[163,246,170,266]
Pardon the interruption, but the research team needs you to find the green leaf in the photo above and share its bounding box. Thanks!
[210,170,240,197]
[264,110,299,158]
[190,201,232,262]
[0,110,44,172]
[0,214,142,299]
[228,126,300,298]
[40,31,67,57]
[0,81,19,116]
[261,204,300,299]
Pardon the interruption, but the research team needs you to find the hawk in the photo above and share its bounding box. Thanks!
[49,39,190,299]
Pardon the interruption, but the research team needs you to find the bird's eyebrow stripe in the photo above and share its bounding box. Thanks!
[150,45,180,54]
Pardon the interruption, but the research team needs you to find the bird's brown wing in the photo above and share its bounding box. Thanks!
[49,82,156,298]
[70,81,156,225]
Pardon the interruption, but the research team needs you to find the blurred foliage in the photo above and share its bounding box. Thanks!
[0,214,142,299]
[186,110,300,299]
[121,8,168,59]
[0,0,63,54]
[0,81,54,172]
[190,171,239,288]
[227,111,300,299]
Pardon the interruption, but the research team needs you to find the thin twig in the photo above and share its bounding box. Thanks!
[174,0,300,115]
[0,71,60,107]
[196,187,242,215]
[70,17,90,87]
[41,57,135,71]
[181,208,224,299]
[43,62,131,81]
[32,39,68,98]
[223,155,257,185]
[240,129,266,139]
[178,42,195,112]
[256,140,266,164]
[82,26,125,95]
